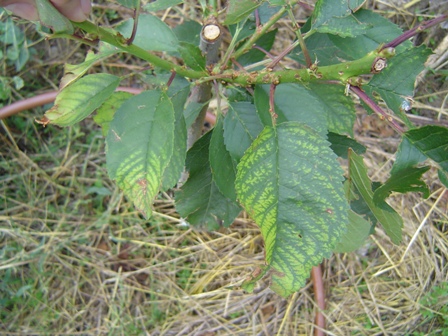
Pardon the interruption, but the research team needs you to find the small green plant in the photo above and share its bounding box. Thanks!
[12,0,448,297]
[419,282,448,334]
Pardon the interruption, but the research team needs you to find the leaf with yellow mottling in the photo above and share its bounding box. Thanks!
[106,90,175,218]
[235,121,348,297]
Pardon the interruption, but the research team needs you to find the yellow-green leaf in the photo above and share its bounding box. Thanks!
[236,121,348,297]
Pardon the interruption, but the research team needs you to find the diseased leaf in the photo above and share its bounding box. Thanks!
[311,0,370,37]
[333,210,371,253]
[143,0,182,11]
[348,150,403,244]
[94,91,133,136]
[43,74,120,126]
[176,131,242,230]
[236,122,348,297]
[116,14,179,51]
[328,132,366,159]
[254,84,328,136]
[223,101,264,162]
[61,43,121,89]
[210,116,238,200]
[36,0,73,34]
[403,126,448,173]
[373,166,430,205]
[106,90,175,218]
[224,0,264,25]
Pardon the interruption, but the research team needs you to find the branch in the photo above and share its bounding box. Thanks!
[382,14,448,50]
[72,21,206,80]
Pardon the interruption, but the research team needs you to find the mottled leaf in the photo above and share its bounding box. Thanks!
[43,74,120,126]
[61,43,121,89]
[94,91,133,136]
[106,90,175,218]
[236,122,348,297]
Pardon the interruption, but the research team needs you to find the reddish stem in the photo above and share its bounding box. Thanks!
[349,85,404,134]
[311,265,326,336]
[0,88,217,125]
[382,14,448,50]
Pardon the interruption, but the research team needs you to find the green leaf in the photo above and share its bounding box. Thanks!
[307,83,356,136]
[161,84,190,190]
[223,102,264,162]
[184,101,208,129]
[403,126,448,173]
[116,0,139,8]
[254,84,328,136]
[290,31,351,66]
[329,9,411,59]
[366,46,432,126]
[176,131,242,230]
[61,43,121,89]
[178,42,206,71]
[373,166,430,205]
[333,210,371,253]
[36,0,74,34]
[328,132,366,159]
[236,122,348,297]
[391,137,427,175]
[210,116,238,200]
[94,91,134,136]
[348,150,403,244]
[438,170,448,188]
[224,0,264,25]
[43,74,120,126]
[173,20,202,45]
[143,0,182,11]
[0,17,25,45]
[106,90,175,218]
[116,14,179,52]
[237,29,277,67]
[311,0,370,37]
